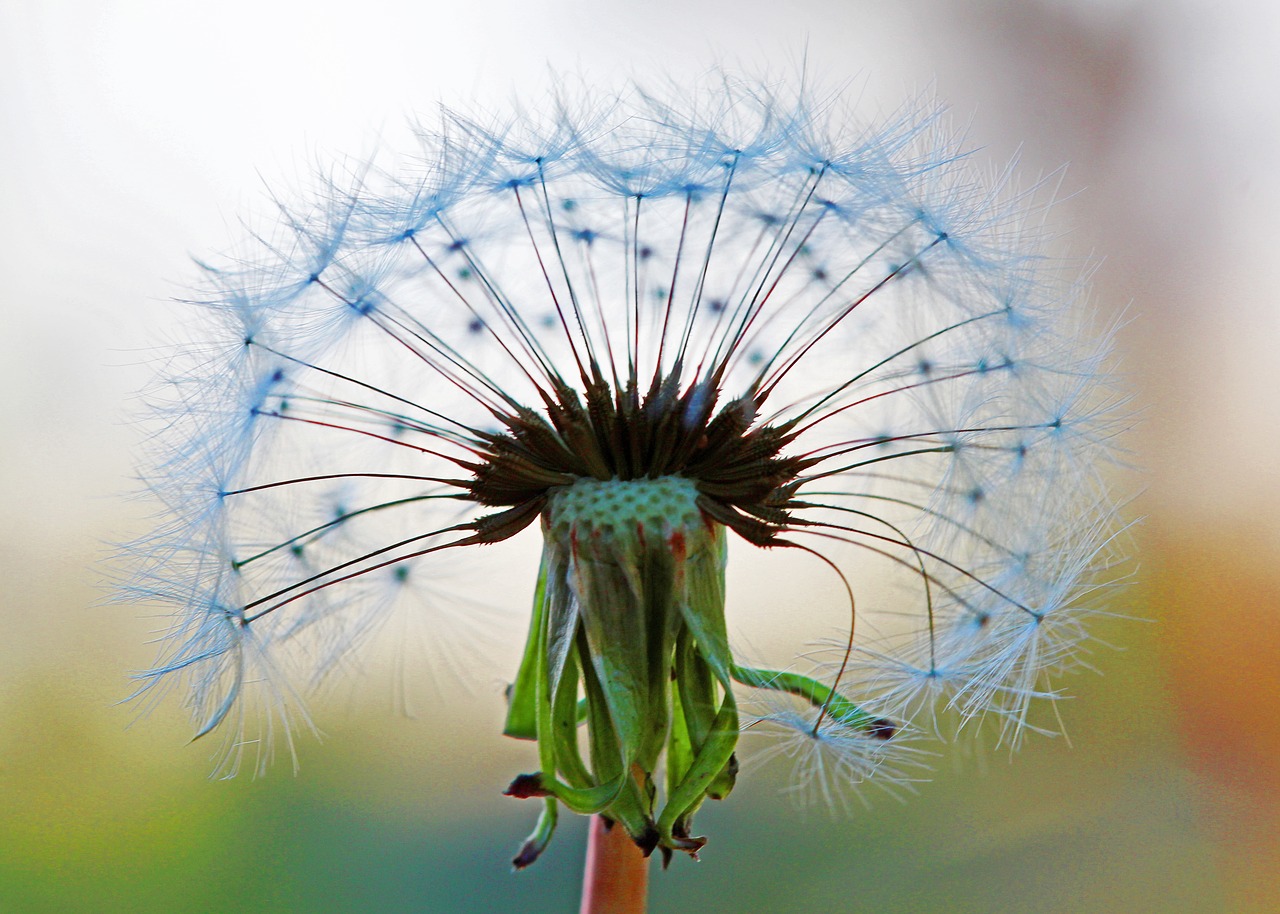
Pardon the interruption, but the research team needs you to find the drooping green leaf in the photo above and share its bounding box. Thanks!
[731,664,888,734]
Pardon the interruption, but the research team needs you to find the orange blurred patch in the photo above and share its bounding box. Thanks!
[1150,520,1280,912]
[1150,524,1280,796]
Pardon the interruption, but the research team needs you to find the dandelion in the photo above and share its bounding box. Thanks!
[127,75,1126,905]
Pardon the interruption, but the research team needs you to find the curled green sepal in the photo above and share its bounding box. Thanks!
[503,553,549,741]
[504,770,626,815]
[647,524,738,857]
[505,549,591,741]
[511,798,557,870]
[731,664,897,738]
[655,688,737,855]
[666,627,736,821]
[575,626,658,849]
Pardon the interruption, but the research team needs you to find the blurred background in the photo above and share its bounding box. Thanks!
[2,1,1277,911]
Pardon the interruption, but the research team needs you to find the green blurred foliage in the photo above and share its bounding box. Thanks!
[0,574,1242,914]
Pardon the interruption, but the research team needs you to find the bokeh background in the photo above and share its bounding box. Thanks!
[3,1,1277,911]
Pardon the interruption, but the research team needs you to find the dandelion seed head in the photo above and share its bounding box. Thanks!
[125,74,1130,855]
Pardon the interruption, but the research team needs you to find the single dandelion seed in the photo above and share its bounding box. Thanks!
[125,75,1128,889]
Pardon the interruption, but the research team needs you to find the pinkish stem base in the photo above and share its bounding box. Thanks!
[579,816,649,914]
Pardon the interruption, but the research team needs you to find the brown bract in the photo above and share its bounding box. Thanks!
[460,367,815,547]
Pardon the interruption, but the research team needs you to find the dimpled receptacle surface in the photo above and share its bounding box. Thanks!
[546,476,704,544]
